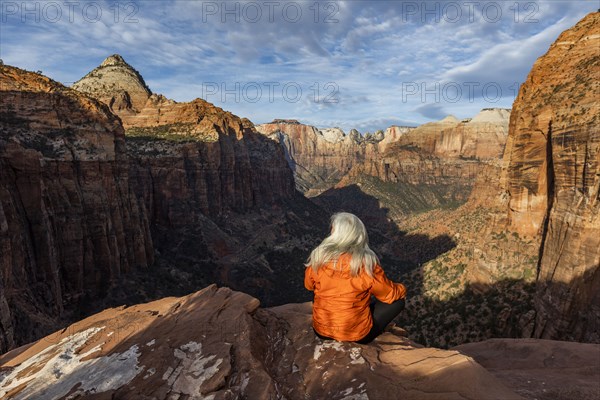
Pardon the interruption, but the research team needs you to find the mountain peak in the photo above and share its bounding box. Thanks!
[100,54,128,67]
[73,54,151,112]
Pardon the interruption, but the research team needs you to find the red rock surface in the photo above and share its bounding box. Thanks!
[0,65,154,354]
[0,58,319,355]
[0,285,527,400]
[499,12,600,342]
[455,339,600,400]
[435,109,510,159]
[72,54,151,113]
[74,55,297,215]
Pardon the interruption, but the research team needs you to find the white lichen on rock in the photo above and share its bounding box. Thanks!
[161,341,223,399]
[0,327,142,400]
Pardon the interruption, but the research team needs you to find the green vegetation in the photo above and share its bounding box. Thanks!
[126,123,218,143]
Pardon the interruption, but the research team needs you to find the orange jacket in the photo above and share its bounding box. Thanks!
[304,253,406,341]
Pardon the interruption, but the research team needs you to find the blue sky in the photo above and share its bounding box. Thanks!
[1,1,597,132]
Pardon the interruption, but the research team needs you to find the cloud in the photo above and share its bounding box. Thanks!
[1,0,597,131]
[442,13,588,98]
[414,104,448,120]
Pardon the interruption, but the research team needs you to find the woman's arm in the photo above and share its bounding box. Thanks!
[369,264,406,303]
[304,266,315,291]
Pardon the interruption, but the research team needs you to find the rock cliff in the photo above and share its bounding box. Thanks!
[0,65,154,353]
[255,120,391,195]
[394,12,600,347]
[256,111,508,213]
[500,12,600,342]
[72,56,324,310]
[0,58,325,354]
[0,285,548,400]
[434,108,510,159]
[74,55,297,214]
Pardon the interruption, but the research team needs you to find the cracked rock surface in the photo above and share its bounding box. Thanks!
[1,285,528,400]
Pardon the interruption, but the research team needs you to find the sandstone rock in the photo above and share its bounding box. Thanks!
[396,115,461,153]
[379,125,413,151]
[455,339,600,400]
[435,108,510,160]
[255,121,417,196]
[499,12,600,342]
[0,65,154,354]
[72,57,327,314]
[256,121,366,194]
[318,127,345,143]
[0,58,320,356]
[72,54,151,113]
[0,286,525,400]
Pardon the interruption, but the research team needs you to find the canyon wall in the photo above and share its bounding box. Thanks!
[0,66,154,353]
[254,120,413,194]
[257,110,508,204]
[500,12,599,342]
[73,56,322,309]
[75,55,297,218]
[0,56,323,353]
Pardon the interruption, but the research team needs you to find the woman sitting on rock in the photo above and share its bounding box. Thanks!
[305,212,407,343]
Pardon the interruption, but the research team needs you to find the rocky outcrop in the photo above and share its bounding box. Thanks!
[0,65,154,353]
[395,110,509,160]
[456,339,600,400]
[0,58,322,354]
[75,55,297,215]
[0,285,532,400]
[72,54,151,113]
[500,12,600,342]
[256,112,508,207]
[391,12,599,347]
[380,125,413,151]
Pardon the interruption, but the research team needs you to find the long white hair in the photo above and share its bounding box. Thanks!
[305,212,379,277]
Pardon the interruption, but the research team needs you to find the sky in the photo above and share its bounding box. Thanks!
[1,0,597,132]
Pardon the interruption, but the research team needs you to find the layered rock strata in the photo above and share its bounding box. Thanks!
[0,65,154,353]
[500,12,600,342]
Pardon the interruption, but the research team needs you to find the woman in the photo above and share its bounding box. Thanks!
[304,212,406,343]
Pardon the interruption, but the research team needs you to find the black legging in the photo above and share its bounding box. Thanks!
[314,297,406,344]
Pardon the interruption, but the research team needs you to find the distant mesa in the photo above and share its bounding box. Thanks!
[270,118,301,125]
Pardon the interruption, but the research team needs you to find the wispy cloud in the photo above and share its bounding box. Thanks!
[0,0,596,132]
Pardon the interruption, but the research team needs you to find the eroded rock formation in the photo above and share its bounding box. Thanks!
[72,54,151,113]
[1,285,535,400]
[255,120,402,194]
[0,65,154,353]
[434,108,510,159]
[0,58,326,354]
[500,12,600,342]
[72,56,324,310]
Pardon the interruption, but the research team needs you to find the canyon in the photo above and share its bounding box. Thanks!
[0,10,599,400]
[0,59,326,354]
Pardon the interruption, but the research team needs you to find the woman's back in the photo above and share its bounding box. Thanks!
[305,253,406,341]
